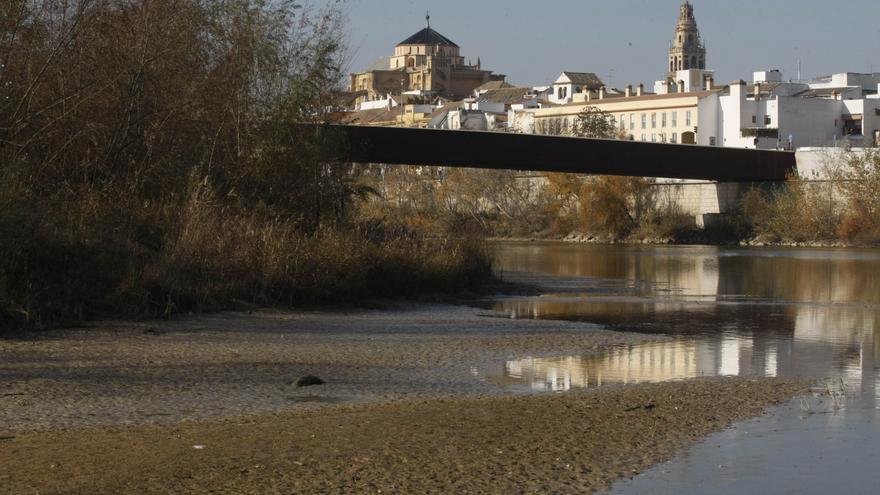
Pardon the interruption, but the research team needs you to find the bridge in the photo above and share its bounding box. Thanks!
[312,124,796,182]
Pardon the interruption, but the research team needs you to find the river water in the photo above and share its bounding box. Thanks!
[488,241,880,494]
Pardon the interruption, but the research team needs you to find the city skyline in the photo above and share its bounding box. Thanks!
[336,0,880,88]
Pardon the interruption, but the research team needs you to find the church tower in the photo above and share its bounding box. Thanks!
[667,1,706,81]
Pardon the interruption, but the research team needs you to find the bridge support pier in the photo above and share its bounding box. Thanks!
[652,180,780,227]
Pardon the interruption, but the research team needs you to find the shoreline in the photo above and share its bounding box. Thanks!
[0,378,808,494]
[490,234,869,249]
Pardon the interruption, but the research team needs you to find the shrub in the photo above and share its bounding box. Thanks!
[830,150,880,243]
[579,176,654,239]
[0,1,493,331]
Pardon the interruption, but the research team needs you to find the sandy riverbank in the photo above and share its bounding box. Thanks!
[1,306,808,493]
[0,305,660,431]
[1,378,806,494]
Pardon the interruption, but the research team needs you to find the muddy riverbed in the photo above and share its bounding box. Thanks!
[1,305,660,432]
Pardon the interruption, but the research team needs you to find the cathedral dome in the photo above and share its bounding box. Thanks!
[397,26,459,47]
[397,15,459,48]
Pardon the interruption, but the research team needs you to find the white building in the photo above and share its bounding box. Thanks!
[514,69,880,151]
[549,72,605,105]
[357,94,398,111]
[714,71,880,149]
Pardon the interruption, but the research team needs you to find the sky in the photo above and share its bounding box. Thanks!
[326,0,880,89]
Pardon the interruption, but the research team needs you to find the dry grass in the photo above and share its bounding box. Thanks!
[742,150,880,244]
[0,1,491,331]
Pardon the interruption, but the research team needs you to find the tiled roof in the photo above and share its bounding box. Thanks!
[338,107,402,125]
[474,80,515,92]
[559,72,604,89]
[477,87,532,104]
[398,27,459,47]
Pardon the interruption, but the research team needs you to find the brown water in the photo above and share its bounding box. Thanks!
[488,241,880,494]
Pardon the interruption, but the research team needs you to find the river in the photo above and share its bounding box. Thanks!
[489,241,880,494]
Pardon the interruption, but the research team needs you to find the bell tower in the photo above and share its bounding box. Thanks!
[667,1,706,81]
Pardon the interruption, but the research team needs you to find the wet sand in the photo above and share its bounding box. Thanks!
[1,378,805,494]
[1,305,662,431]
[1,306,807,493]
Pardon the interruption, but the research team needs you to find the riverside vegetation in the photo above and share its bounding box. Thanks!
[0,0,490,331]
[375,106,880,247]
[743,149,880,245]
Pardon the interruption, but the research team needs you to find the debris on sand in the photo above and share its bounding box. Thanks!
[295,375,325,388]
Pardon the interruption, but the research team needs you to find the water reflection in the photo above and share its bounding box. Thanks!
[496,243,880,304]
[489,242,880,410]
[503,341,700,391]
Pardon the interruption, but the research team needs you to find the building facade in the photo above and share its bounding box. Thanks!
[523,70,880,150]
[349,15,505,108]
[527,89,716,146]
[716,73,880,150]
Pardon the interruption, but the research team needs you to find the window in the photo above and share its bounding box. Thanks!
[752,115,757,124]
[651,113,657,129]
[641,133,646,142]
[671,132,678,143]
[620,114,626,130]
[686,111,692,126]
[641,114,647,129]
[672,112,678,127]
[661,133,667,143]
[651,133,656,142]
[662,112,667,127]
[765,115,772,125]
[630,113,636,130]
[709,136,717,146]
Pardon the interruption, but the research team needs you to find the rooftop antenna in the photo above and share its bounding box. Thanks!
[797,59,802,82]
[426,11,430,29]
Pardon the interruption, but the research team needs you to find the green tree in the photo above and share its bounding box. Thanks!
[572,106,615,138]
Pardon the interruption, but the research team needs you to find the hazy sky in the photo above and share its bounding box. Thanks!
[331,0,880,88]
